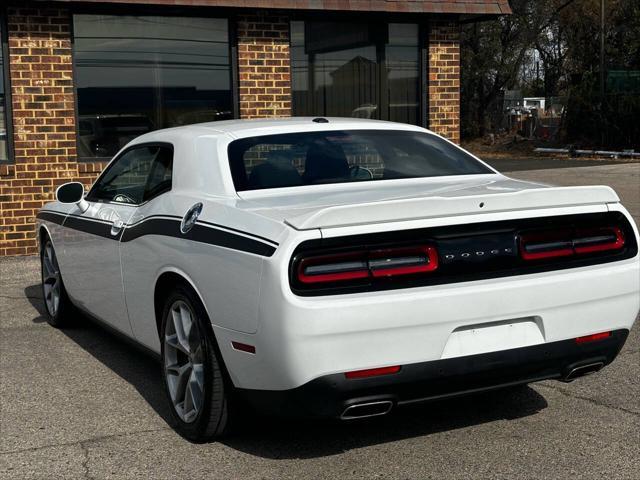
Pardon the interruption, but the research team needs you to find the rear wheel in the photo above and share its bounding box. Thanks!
[40,238,73,327]
[160,284,234,441]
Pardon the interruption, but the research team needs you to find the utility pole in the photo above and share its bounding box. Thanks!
[600,0,606,147]
[600,0,605,100]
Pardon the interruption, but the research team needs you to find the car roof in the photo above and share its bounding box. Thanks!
[130,117,428,144]
[124,118,434,197]
[197,117,424,134]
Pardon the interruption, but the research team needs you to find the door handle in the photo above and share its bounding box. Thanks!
[110,219,124,236]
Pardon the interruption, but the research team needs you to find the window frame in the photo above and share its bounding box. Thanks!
[0,10,14,164]
[70,4,239,162]
[289,13,428,128]
[85,141,174,206]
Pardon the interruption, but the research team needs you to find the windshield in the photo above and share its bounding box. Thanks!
[228,130,493,191]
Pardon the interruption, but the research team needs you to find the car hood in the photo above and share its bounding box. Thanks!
[236,174,619,230]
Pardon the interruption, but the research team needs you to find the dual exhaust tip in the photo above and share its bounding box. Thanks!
[340,361,606,419]
[563,361,605,382]
[341,400,394,420]
[340,361,604,420]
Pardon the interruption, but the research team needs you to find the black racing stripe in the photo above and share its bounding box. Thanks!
[189,223,276,256]
[63,215,115,239]
[38,210,276,257]
[197,219,279,246]
[122,218,276,257]
[126,214,182,227]
[127,216,278,246]
[120,218,179,243]
[38,210,115,238]
[37,210,66,225]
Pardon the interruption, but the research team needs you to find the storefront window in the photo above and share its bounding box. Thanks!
[291,21,420,125]
[73,15,233,159]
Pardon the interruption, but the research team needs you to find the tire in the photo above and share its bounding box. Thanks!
[40,238,73,328]
[160,283,234,442]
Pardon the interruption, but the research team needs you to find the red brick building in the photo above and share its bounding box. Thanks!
[0,0,511,256]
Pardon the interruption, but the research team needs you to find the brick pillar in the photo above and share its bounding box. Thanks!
[237,15,291,119]
[428,20,460,144]
[0,7,79,255]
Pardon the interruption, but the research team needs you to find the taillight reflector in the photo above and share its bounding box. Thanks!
[297,245,438,285]
[231,341,256,354]
[575,331,611,344]
[520,227,625,261]
[345,365,401,379]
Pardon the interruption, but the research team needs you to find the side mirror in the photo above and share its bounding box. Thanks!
[56,182,89,212]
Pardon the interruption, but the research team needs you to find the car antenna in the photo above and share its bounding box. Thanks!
[312,117,329,123]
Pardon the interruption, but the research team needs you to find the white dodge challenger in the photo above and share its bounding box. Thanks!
[36,118,639,441]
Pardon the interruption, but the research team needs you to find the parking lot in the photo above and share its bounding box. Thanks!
[1,159,639,479]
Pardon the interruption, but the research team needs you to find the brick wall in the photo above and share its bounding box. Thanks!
[0,7,101,256]
[237,14,291,119]
[428,20,461,144]
[0,9,465,257]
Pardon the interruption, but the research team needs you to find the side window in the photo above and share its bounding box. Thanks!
[87,145,172,204]
[143,147,173,201]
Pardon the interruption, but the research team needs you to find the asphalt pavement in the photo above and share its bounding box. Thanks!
[1,159,639,479]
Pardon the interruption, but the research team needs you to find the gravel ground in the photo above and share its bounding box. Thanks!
[1,160,639,479]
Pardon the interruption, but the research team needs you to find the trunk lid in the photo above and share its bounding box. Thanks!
[237,175,619,230]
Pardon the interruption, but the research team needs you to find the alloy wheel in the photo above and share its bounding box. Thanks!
[42,242,61,317]
[163,300,206,423]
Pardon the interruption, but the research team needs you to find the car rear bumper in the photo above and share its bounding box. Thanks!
[214,252,639,391]
[236,329,629,419]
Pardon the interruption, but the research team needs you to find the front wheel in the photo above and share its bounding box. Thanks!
[40,238,73,327]
[160,284,235,441]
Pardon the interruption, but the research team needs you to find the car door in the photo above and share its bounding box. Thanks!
[119,146,174,347]
[62,145,163,335]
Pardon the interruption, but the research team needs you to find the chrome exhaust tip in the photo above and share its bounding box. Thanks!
[340,400,394,420]
[563,362,605,382]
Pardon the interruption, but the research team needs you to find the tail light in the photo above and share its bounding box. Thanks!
[575,331,611,344]
[296,245,438,285]
[573,227,625,254]
[297,252,369,284]
[370,246,438,277]
[291,213,636,296]
[519,229,573,260]
[520,226,625,261]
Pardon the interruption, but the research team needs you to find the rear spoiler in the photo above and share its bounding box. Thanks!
[284,186,619,230]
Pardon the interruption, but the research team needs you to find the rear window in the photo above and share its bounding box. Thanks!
[228,130,492,191]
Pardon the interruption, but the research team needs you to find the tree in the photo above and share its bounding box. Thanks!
[559,0,640,147]
[461,0,640,148]
[460,0,578,137]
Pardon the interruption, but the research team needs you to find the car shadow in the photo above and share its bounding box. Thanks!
[25,284,49,324]
[223,386,548,459]
[24,283,175,428]
[25,283,548,459]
